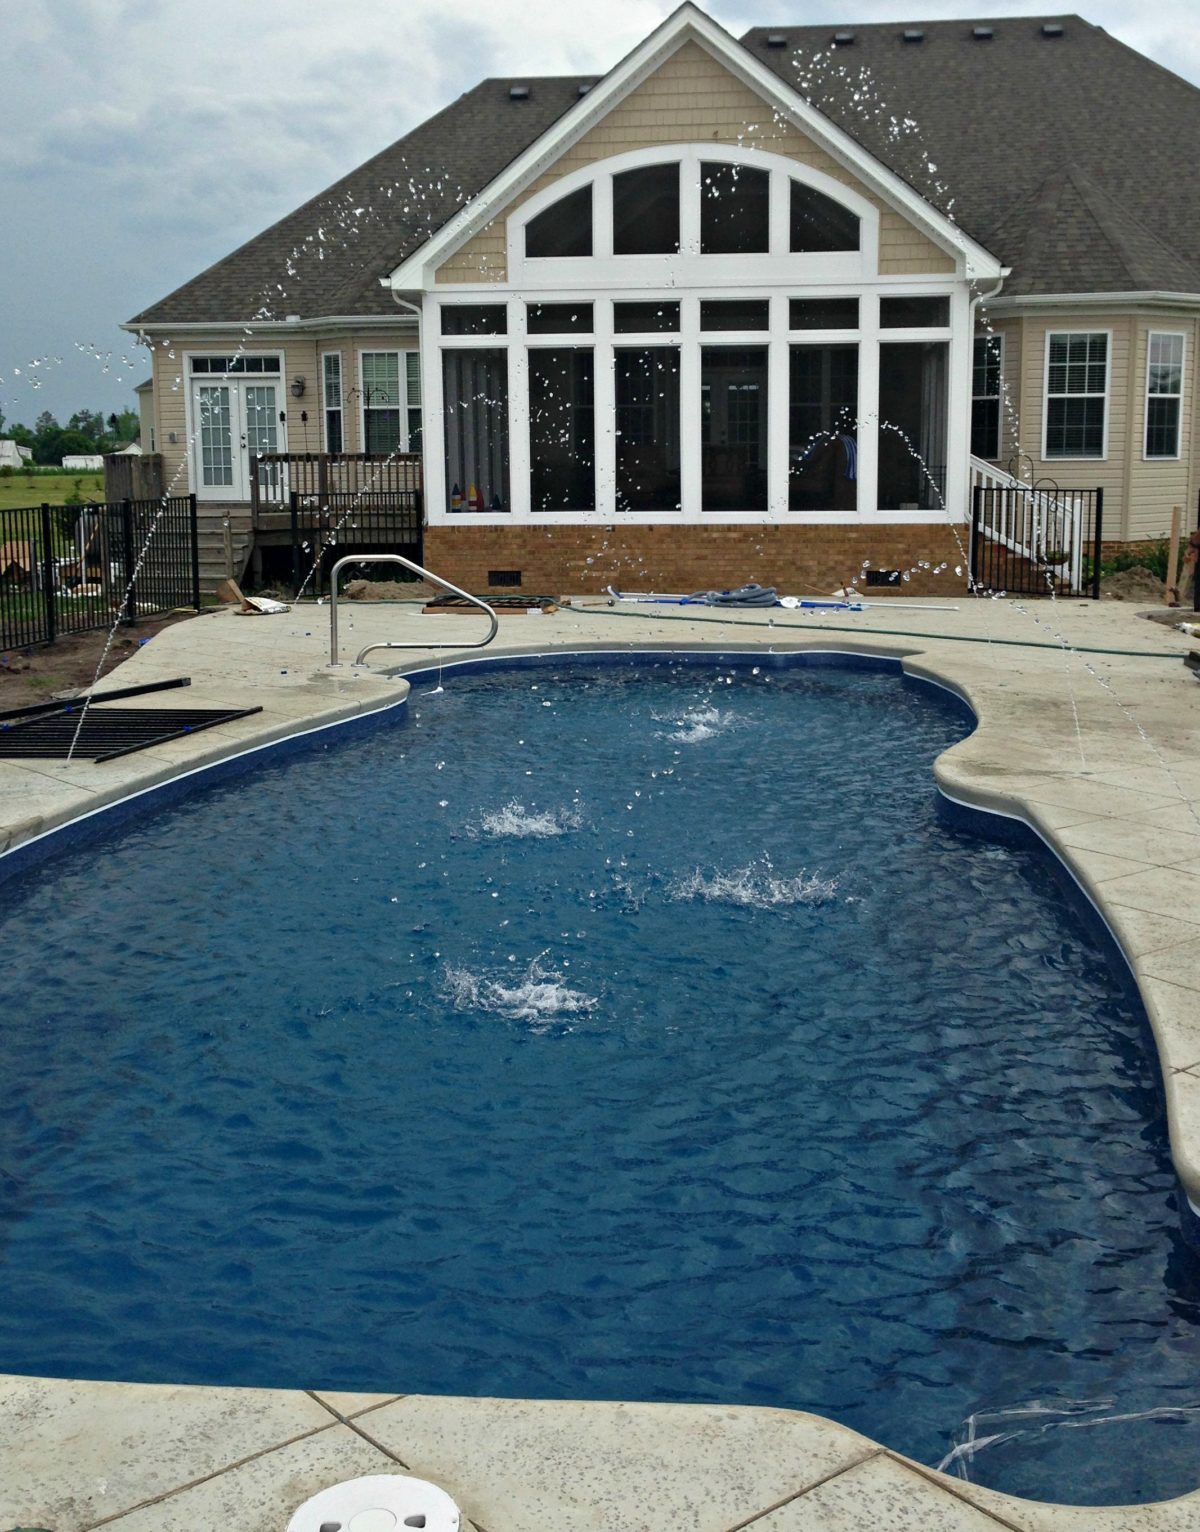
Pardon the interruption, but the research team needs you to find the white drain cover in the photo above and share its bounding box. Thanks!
[287,1475,461,1532]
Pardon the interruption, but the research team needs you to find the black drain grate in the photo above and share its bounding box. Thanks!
[0,678,262,763]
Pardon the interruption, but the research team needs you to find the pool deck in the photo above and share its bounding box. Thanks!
[2,592,1199,1532]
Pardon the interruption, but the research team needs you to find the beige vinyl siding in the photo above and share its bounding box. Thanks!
[150,328,417,490]
[1126,315,1197,541]
[1019,315,1131,535]
[436,40,954,284]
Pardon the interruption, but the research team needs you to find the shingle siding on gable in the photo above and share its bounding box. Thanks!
[435,40,954,285]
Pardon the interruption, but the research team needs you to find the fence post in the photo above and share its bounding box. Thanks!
[120,497,137,625]
[290,490,301,596]
[188,493,201,611]
[1091,488,1104,601]
[969,484,981,591]
[39,503,57,645]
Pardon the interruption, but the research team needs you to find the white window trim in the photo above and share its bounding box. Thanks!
[424,286,963,526]
[971,331,1004,461]
[506,144,880,290]
[1041,328,1111,461]
[358,348,421,454]
[1143,329,1185,461]
[320,350,343,454]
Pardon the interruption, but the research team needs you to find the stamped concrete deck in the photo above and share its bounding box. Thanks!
[2,592,1199,1531]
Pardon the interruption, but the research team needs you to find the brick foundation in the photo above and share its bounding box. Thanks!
[422,522,974,598]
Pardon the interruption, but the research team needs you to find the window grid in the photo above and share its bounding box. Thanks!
[322,353,343,454]
[1045,332,1107,459]
[1145,332,1184,459]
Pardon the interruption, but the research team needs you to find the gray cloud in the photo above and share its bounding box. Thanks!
[3,0,1198,424]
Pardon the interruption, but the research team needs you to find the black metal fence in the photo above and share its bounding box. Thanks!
[286,488,423,594]
[970,485,1104,598]
[0,495,200,652]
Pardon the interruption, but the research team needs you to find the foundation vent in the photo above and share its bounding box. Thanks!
[488,569,522,587]
[865,569,901,587]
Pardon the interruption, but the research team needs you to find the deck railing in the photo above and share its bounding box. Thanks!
[248,453,422,517]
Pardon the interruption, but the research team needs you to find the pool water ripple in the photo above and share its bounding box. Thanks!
[2,659,1199,1505]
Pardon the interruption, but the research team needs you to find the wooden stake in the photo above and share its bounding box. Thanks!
[1166,504,1182,605]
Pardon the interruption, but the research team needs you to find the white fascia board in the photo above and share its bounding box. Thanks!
[383,1,1001,291]
[988,290,1200,311]
[123,316,418,335]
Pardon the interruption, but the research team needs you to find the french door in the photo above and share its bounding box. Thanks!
[193,381,285,501]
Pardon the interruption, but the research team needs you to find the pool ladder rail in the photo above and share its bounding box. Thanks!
[328,553,498,666]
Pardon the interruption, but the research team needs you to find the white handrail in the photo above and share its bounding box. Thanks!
[969,456,1086,593]
[328,553,498,665]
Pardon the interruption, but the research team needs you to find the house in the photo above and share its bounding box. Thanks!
[60,454,105,472]
[124,8,1200,595]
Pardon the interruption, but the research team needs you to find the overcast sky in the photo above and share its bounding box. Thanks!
[2,0,1198,430]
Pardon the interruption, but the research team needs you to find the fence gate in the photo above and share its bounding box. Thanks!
[970,482,1103,598]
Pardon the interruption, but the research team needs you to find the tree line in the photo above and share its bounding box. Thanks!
[0,406,141,465]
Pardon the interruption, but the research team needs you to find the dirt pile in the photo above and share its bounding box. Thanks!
[342,579,439,601]
[1100,567,1167,602]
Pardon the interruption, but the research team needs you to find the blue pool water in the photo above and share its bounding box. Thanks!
[2,655,1199,1505]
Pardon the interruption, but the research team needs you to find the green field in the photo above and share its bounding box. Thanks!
[0,470,106,512]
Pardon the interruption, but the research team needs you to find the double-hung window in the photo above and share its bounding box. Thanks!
[321,353,343,453]
[1145,332,1184,458]
[361,351,421,454]
[1045,332,1107,458]
[971,334,1002,460]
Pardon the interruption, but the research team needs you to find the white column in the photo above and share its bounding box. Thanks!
[421,290,447,524]
[679,296,702,517]
[767,293,789,515]
[594,299,616,515]
[947,286,972,520]
[857,291,880,516]
[508,298,529,519]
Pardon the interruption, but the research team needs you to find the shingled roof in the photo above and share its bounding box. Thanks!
[130,13,1200,327]
[744,14,1200,296]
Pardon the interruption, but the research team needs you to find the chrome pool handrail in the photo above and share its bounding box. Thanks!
[328,554,498,666]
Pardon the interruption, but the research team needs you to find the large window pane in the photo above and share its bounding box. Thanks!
[527,302,593,334]
[441,304,507,335]
[613,164,680,254]
[1045,332,1106,458]
[880,296,950,328]
[700,163,769,254]
[1146,332,1183,458]
[878,342,948,509]
[443,349,509,512]
[790,298,859,330]
[702,347,768,512]
[525,185,592,258]
[615,348,680,512]
[701,300,769,331]
[789,345,858,511]
[789,182,860,252]
[322,353,343,454]
[614,301,680,333]
[529,349,595,511]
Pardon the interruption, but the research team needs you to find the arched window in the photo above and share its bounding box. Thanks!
[525,184,593,258]
[613,163,680,254]
[789,182,860,252]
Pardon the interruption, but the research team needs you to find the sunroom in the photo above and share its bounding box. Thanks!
[407,142,993,530]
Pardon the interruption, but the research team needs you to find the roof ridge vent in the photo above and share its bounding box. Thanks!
[903,28,924,42]
[508,84,530,100]
[973,26,994,40]
[832,30,855,45]
[577,83,591,95]
[1041,22,1064,36]
[765,32,787,48]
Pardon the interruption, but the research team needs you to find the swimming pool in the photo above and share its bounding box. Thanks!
[2,652,1197,1505]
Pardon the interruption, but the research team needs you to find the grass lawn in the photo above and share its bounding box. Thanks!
[0,471,106,511]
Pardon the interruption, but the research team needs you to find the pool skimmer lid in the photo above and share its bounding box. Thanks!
[286,1474,461,1532]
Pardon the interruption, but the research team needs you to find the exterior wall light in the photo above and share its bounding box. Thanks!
[290,376,306,398]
